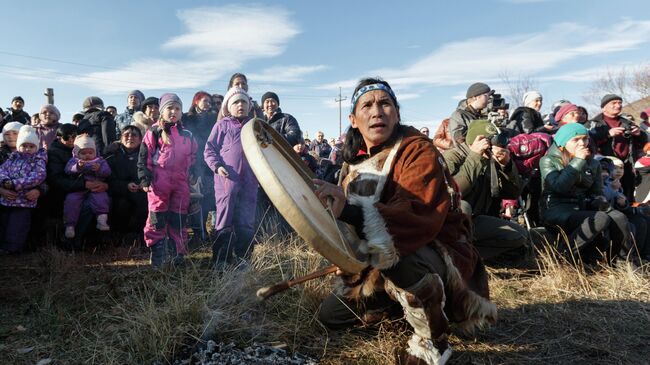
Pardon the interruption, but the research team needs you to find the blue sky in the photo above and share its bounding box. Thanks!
[1,0,649,139]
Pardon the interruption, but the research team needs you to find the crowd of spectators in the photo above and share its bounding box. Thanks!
[1,75,649,268]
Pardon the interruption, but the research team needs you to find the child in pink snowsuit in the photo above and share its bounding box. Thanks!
[204,87,258,265]
[63,135,111,239]
[138,93,197,267]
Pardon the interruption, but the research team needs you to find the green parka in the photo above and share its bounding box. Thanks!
[443,143,522,216]
[539,143,603,226]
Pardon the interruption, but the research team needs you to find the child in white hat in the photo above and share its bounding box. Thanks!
[63,135,112,239]
[0,125,47,254]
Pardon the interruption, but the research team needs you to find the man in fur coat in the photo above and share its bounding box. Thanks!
[314,78,496,365]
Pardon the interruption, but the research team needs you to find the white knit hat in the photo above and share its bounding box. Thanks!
[522,91,542,108]
[74,135,96,151]
[221,87,251,117]
[2,121,23,135]
[16,125,40,148]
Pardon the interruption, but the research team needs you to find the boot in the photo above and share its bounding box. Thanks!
[211,228,236,268]
[385,274,452,365]
[150,241,166,267]
[96,214,110,231]
[65,225,75,239]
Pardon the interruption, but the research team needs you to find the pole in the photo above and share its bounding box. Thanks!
[44,88,54,105]
[335,87,347,137]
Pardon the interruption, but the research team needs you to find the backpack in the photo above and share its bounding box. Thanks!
[507,132,553,176]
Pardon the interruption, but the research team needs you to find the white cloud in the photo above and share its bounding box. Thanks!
[247,65,328,83]
[61,5,301,93]
[318,19,650,92]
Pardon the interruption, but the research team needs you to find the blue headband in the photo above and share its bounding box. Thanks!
[350,83,397,113]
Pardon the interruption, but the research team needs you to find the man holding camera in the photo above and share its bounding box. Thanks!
[590,94,647,201]
[444,119,529,261]
[449,82,493,147]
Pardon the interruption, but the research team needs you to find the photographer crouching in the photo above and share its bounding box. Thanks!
[590,94,647,202]
[444,120,529,262]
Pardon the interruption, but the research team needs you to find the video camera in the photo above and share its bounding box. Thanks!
[486,93,510,127]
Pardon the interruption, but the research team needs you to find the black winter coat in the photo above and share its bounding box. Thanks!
[105,142,142,198]
[265,109,303,147]
[78,109,117,156]
[507,106,545,134]
[45,139,86,215]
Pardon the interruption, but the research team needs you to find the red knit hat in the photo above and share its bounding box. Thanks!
[640,107,650,121]
[555,103,578,124]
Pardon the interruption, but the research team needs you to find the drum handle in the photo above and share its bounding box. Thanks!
[326,197,356,258]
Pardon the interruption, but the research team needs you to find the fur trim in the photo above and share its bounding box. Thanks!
[435,241,497,335]
[333,268,384,300]
[348,193,399,270]
[406,335,452,365]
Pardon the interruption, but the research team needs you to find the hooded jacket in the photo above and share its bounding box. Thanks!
[0,149,47,208]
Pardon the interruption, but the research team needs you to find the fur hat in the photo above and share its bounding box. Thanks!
[159,93,183,114]
[73,134,96,152]
[131,111,153,136]
[82,96,105,112]
[221,87,251,117]
[16,125,40,148]
[522,91,542,108]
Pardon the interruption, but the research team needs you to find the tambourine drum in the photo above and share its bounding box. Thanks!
[242,119,368,274]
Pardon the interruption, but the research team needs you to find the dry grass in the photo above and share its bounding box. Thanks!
[1,234,649,365]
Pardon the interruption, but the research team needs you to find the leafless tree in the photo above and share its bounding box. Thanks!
[583,64,650,109]
[632,64,650,98]
[499,71,539,108]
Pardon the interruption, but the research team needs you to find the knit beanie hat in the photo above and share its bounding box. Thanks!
[466,82,493,99]
[522,91,542,108]
[159,93,183,114]
[221,87,251,117]
[16,125,40,148]
[600,94,622,108]
[2,121,23,135]
[465,119,498,145]
[554,103,578,123]
[141,97,159,111]
[12,96,24,103]
[640,107,650,121]
[261,91,279,105]
[554,123,588,147]
[128,90,145,103]
[73,134,96,154]
[39,104,61,120]
[82,96,105,112]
